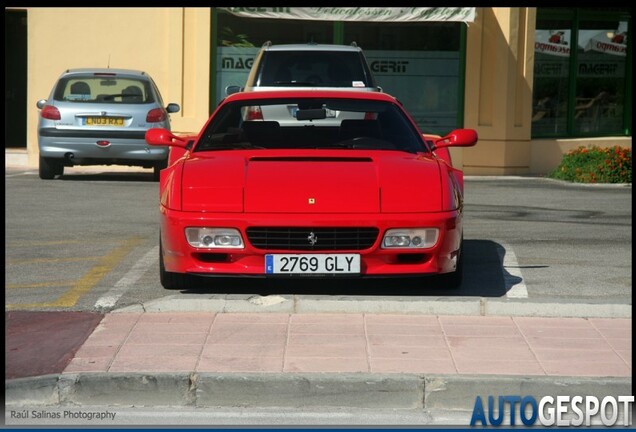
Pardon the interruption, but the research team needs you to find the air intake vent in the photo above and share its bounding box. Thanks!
[246,227,379,251]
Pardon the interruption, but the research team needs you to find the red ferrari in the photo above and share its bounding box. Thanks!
[146,90,477,290]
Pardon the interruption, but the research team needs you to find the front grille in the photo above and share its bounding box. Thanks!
[246,227,379,251]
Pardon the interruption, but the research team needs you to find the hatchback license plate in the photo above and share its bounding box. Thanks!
[86,117,124,126]
[265,254,360,274]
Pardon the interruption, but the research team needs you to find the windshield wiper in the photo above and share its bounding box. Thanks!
[272,81,320,86]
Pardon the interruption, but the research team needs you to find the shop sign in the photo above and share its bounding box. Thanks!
[219,7,475,23]
[534,30,571,57]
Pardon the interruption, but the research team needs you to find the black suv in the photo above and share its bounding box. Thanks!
[226,41,380,95]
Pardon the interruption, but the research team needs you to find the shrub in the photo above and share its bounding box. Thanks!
[548,145,632,184]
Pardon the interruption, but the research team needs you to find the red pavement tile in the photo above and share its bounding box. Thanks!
[513,316,593,328]
[135,312,215,324]
[64,357,112,373]
[365,323,444,336]
[292,313,364,324]
[447,338,537,361]
[615,350,631,366]
[368,344,453,361]
[213,313,288,324]
[284,356,369,373]
[290,322,364,334]
[109,356,199,372]
[198,356,283,372]
[364,314,439,326]
[125,332,208,345]
[367,334,448,348]
[453,359,546,375]
[525,336,614,351]
[201,343,285,358]
[117,343,203,358]
[286,343,368,358]
[541,360,631,377]
[5,311,104,379]
[288,333,367,347]
[370,358,457,374]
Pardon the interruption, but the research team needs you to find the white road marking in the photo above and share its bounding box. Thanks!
[94,246,158,309]
[497,241,529,298]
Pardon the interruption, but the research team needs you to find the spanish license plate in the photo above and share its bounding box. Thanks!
[265,254,360,274]
[85,117,124,126]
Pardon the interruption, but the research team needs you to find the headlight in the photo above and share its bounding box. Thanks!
[185,228,244,249]
[382,228,439,249]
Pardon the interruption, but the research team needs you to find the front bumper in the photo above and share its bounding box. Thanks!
[160,207,463,277]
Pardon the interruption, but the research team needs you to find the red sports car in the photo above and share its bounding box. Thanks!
[146,90,477,290]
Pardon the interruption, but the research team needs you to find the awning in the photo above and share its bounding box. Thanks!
[219,7,476,23]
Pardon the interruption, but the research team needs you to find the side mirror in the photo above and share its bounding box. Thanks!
[166,103,180,113]
[225,85,242,96]
[145,128,190,148]
[36,99,47,109]
[434,129,478,150]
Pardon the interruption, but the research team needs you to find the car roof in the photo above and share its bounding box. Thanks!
[263,43,362,53]
[60,68,149,78]
[223,90,397,103]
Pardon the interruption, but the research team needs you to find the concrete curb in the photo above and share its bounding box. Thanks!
[5,373,631,410]
[114,295,632,319]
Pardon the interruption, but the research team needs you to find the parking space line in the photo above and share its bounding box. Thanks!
[498,241,529,299]
[6,256,102,265]
[5,237,143,309]
[95,246,158,309]
[6,280,75,289]
[5,240,91,247]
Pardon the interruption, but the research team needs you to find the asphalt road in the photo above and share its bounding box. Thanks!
[4,167,632,312]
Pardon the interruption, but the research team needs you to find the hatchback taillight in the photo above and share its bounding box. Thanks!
[245,106,264,121]
[146,108,167,123]
[41,105,61,120]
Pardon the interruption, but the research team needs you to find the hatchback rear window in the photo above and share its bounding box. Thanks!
[53,76,155,104]
[258,51,373,88]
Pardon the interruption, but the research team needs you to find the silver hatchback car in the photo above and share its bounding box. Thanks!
[225,42,380,126]
[36,68,180,180]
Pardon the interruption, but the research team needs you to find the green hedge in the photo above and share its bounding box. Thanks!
[548,145,632,184]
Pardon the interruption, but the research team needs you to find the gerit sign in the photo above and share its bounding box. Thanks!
[470,395,633,427]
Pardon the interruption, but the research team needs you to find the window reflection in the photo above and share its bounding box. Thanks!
[532,20,571,136]
[574,21,627,134]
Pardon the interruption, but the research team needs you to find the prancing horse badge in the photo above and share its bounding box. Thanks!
[308,198,316,204]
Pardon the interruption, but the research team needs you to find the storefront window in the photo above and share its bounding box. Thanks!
[574,20,627,135]
[344,22,462,135]
[214,11,333,103]
[532,19,571,136]
[532,9,631,138]
[212,11,464,136]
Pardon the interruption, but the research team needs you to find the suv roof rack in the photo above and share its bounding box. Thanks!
[262,41,272,47]
[350,41,358,47]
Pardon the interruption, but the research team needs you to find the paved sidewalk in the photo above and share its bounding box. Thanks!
[6,311,631,413]
[65,312,631,377]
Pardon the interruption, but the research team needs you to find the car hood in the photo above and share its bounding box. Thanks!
[180,150,442,213]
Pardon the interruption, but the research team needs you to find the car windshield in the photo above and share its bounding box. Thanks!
[195,97,424,154]
[259,51,372,88]
[53,76,154,104]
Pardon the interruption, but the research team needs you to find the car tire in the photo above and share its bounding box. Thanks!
[39,156,62,180]
[437,241,464,289]
[159,238,190,290]
[153,159,168,182]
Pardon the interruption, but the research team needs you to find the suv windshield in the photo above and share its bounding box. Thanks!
[258,51,374,88]
[196,97,423,154]
[53,76,155,104]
